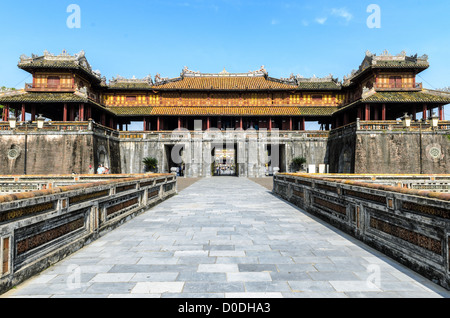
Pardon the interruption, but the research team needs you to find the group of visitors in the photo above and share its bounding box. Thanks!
[88,164,110,174]
[97,164,110,174]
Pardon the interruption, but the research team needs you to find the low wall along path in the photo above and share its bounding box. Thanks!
[1,176,449,298]
[0,173,177,294]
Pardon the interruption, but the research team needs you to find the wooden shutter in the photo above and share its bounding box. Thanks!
[47,76,60,87]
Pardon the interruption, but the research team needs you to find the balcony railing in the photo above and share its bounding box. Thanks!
[25,83,75,92]
[329,120,450,138]
[373,82,422,91]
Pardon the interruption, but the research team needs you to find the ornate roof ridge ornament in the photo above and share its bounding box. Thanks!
[180,65,268,78]
[296,73,338,83]
[219,67,229,75]
[0,89,26,97]
[343,50,429,84]
[109,74,153,85]
[18,49,102,80]
[154,73,169,84]
[181,66,201,77]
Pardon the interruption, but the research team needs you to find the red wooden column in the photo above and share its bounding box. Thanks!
[207,117,210,130]
[143,117,147,131]
[21,104,26,121]
[357,106,362,119]
[289,117,293,131]
[373,105,379,120]
[86,105,92,120]
[301,117,305,130]
[69,105,75,121]
[239,117,243,130]
[79,104,85,121]
[422,104,427,120]
[365,104,371,121]
[31,105,36,121]
[343,113,349,125]
[2,104,9,121]
[439,105,444,120]
[269,117,272,130]
[382,104,386,121]
[63,103,68,122]
[157,117,160,131]
[178,117,181,129]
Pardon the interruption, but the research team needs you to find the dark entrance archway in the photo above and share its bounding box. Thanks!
[212,143,237,176]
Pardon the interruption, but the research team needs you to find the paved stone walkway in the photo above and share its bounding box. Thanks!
[3,177,450,298]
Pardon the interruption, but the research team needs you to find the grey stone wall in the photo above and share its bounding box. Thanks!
[1,121,448,176]
[327,122,450,174]
[0,132,95,175]
[119,131,330,177]
[355,131,450,174]
[326,131,356,173]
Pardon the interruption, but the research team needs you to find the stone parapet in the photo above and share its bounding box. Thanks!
[0,173,176,294]
[273,173,450,290]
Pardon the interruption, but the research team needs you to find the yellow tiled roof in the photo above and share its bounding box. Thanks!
[153,77,297,90]
[107,106,338,116]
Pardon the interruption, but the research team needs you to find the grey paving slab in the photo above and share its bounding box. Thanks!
[2,177,450,298]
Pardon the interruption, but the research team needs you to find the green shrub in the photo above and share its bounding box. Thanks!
[142,157,158,172]
[292,157,307,170]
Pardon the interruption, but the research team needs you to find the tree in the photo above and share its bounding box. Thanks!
[142,157,158,173]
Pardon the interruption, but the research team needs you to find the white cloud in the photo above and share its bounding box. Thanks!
[315,17,327,25]
[331,8,353,22]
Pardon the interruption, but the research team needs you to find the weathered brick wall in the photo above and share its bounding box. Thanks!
[0,122,448,176]
[326,128,357,173]
[327,124,450,174]
[0,125,122,175]
[0,133,95,175]
[355,132,450,174]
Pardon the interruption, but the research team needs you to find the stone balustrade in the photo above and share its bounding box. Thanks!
[273,173,450,290]
[0,173,177,294]
[0,174,169,195]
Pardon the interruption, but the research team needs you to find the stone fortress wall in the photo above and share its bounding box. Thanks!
[0,119,449,177]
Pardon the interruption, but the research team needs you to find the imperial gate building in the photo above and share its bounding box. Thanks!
[0,50,449,177]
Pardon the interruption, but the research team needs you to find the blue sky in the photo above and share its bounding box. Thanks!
[1,0,450,104]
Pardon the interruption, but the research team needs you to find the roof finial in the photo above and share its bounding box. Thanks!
[219,67,229,74]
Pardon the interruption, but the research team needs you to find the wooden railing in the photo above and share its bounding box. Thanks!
[25,83,75,92]
[373,82,422,90]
